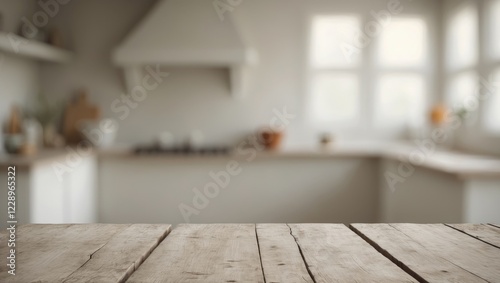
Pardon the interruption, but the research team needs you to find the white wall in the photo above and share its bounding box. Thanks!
[0,0,39,152]
[39,0,442,148]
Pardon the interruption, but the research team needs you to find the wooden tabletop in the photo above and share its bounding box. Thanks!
[1,223,499,282]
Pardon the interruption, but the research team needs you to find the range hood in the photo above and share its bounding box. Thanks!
[112,0,258,98]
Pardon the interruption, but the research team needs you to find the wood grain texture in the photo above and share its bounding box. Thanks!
[447,224,500,248]
[351,223,488,283]
[288,224,416,283]
[127,224,265,283]
[0,224,171,283]
[256,224,313,283]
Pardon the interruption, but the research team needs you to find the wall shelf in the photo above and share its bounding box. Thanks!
[0,31,73,64]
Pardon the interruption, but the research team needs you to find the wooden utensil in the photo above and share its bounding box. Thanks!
[63,91,100,144]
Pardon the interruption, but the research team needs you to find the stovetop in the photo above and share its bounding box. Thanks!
[134,145,231,156]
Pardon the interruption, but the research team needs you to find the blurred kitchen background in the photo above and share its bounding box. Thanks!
[0,0,499,227]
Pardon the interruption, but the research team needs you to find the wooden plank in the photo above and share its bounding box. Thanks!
[351,224,488,283]
[356,224,500,282]
[127,224,265,283]
[288,224,416,282]
[447,224,500,248]
[256,224,313,283]
[0,224,171,283]
[63,224,171,283]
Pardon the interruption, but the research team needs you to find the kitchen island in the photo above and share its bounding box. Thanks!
[1,141,499,227]
[1,223,499,282]
[99,142,500,225]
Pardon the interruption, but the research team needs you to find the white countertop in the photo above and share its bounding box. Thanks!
[0,149,68,168]
[0,148,97,169]
[378,142,500,179]
[2,142,500,178]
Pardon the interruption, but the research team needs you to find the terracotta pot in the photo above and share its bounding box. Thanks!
[260,131,283,150]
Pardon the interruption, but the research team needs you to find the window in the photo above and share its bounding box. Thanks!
[374,17,428,127]
[310,16,361,67]
[483,0,500,133]
[484,69,500,133]
[447,71,478,111]
[308,15,429,128]
[488,0,500,59]
[377,18,427,68]
[375,74,425,126]
[308,15,362,123]
[310,73,359,122]
[446,4,478,70]
[445,3,479,115]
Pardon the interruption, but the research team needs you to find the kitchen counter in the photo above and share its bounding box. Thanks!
[97,141,500,224]
[0,149,69,169]
[0,148,98,169]
[2,141,499,178]
[99,142,500,179]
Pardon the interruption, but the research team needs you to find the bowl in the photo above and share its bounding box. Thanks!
[3,134,25,154]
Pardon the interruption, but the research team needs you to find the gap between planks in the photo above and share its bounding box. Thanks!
[255,224,268,283]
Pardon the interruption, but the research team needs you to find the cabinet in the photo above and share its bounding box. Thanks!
[380,158,500,223]
[0,154,97,228]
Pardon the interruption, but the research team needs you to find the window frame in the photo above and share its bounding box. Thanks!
[445,1,480,118]
[305,14,364,128]
[372,15,430,129]
[481,0,500,135]
[305,13,432,132]
[444,0,500,138]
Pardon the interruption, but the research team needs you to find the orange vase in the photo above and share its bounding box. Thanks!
[430,105,448,126]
